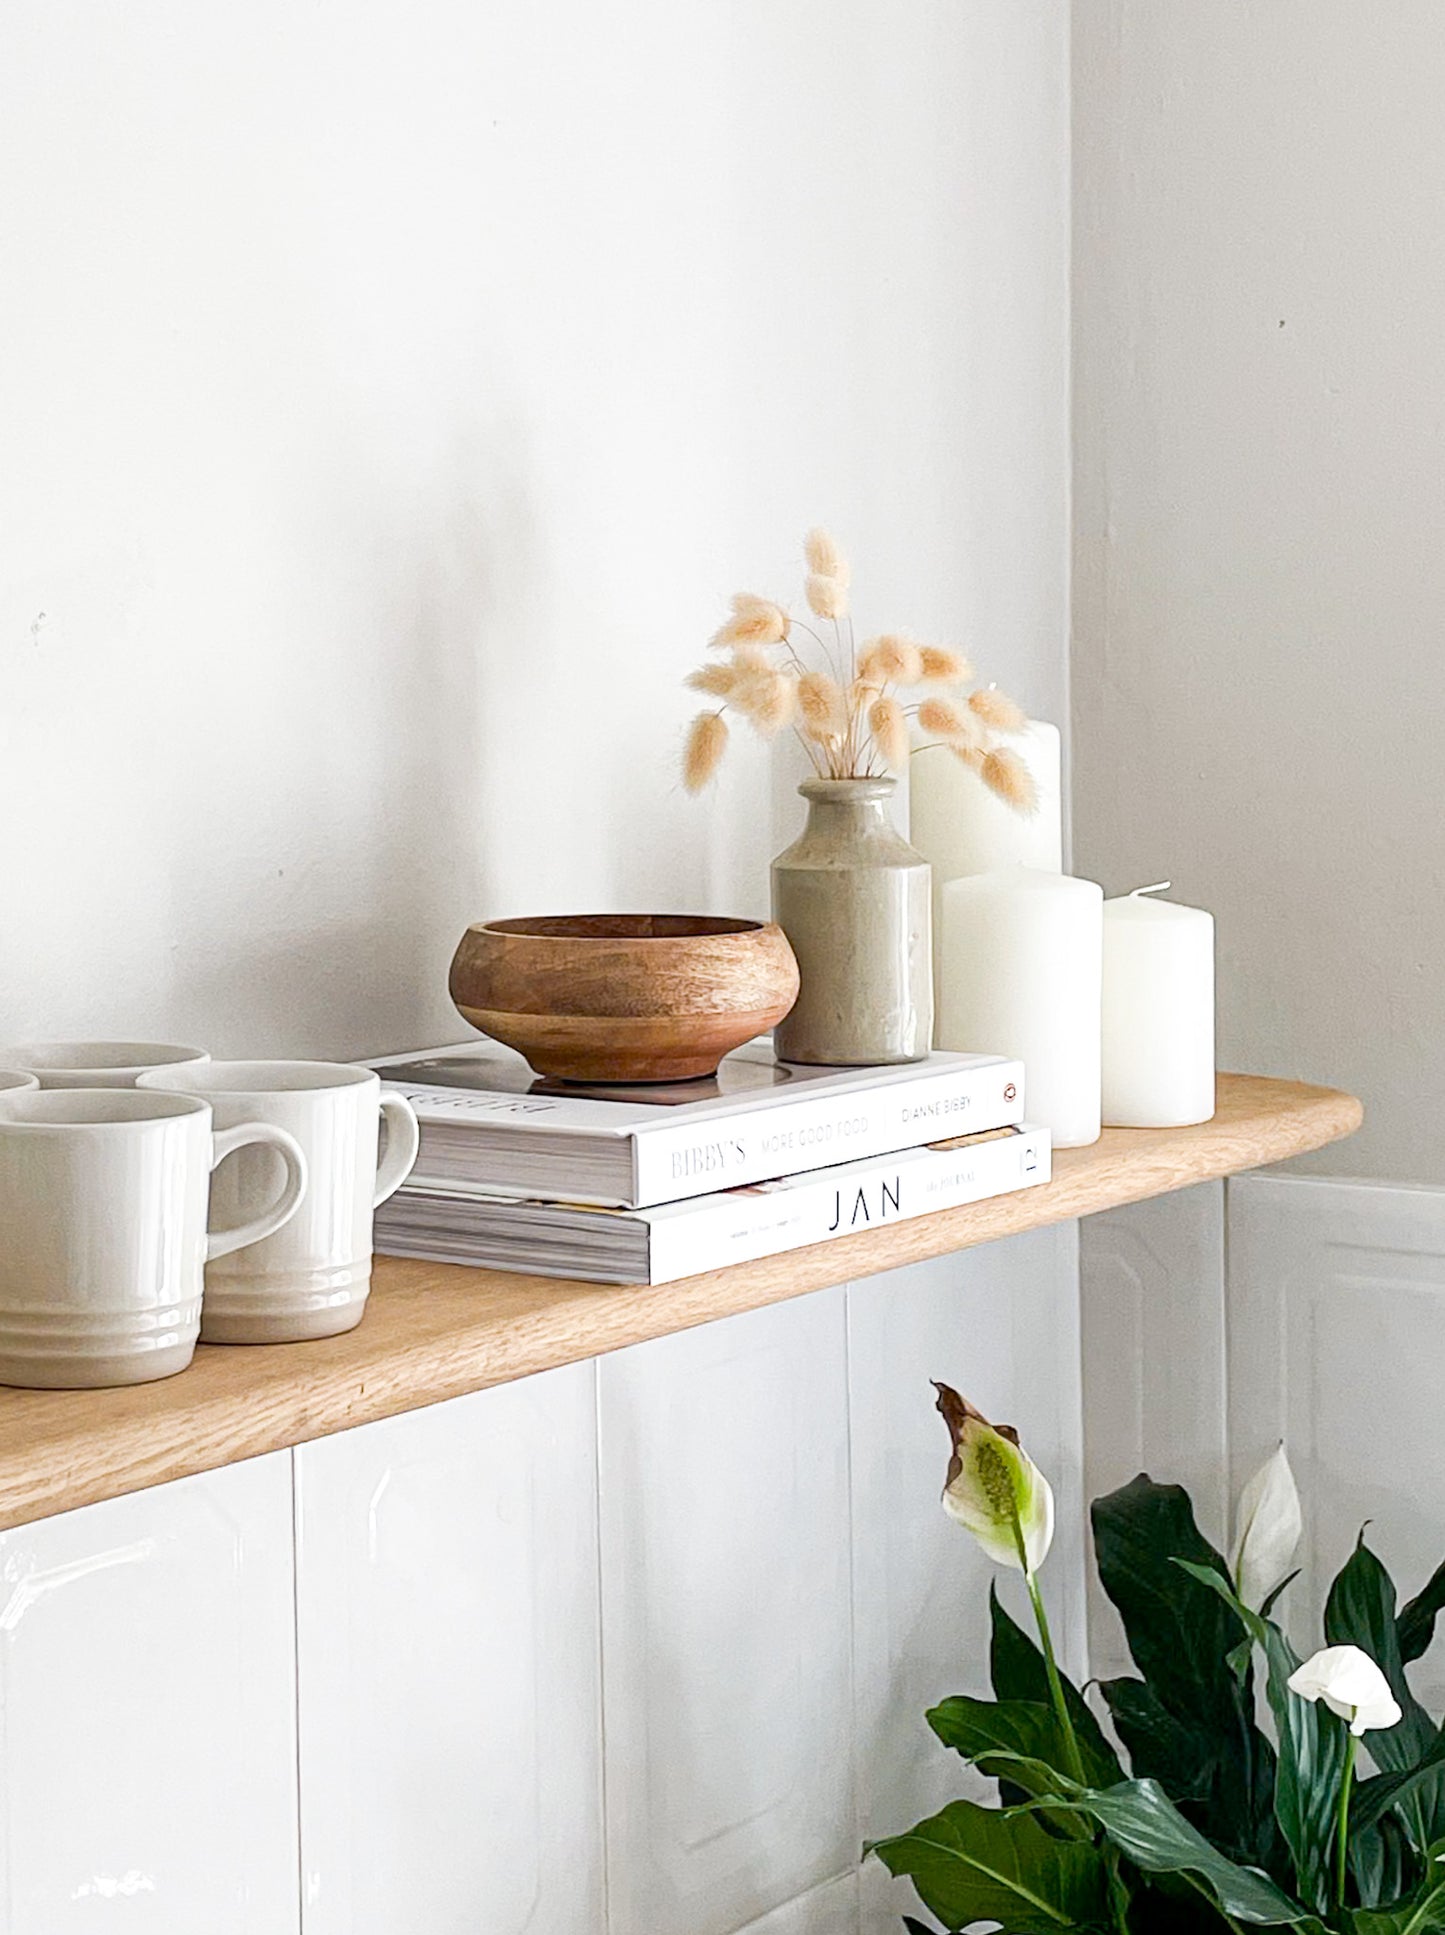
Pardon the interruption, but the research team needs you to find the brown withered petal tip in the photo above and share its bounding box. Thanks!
[932,1380,1020,1445]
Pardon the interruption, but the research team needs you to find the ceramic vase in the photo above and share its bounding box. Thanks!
[770,776,932,1065]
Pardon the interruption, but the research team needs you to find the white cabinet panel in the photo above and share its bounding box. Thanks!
[734,1872,857,1935]
[294,1365,603,1935]
[1229,1174,1445,1700]
[849,1231,1082,1935]
[598,1289,853,1935]
[1080,1183,1227,1678]
[0,1453,298,1934]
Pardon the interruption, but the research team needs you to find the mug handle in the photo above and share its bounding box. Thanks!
[373,1093,420,1208]
[207,1123,309,1261]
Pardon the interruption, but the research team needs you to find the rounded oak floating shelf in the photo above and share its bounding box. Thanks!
[0,1073,1361,1533]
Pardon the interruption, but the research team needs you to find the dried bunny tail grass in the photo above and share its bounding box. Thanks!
[918,645,973,684]
[868,695,911,772]
[805,573,848,621]
[683,711,729,792]
[857,633,923,687]
[803,527,850,588]
[951,741,985,774]
[709,593,789,650]
[686,661,741,698]
[968,685,1028,733]
[797,670,847,738]
[734,666,798,736]
[845,677,879,734]
[982,744,1038,813]
[728,646,777,703]
[916,696,982,745]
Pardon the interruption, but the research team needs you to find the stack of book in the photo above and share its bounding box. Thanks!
[371,1040,1051,1285]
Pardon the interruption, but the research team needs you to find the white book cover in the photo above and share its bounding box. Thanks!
[377,1124,1052,1284]
[371,1038,1026,1208]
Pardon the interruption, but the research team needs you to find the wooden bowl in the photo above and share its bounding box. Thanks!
[448,915,801,1083]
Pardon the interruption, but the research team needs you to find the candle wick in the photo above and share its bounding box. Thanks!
[1129,881,1172,898]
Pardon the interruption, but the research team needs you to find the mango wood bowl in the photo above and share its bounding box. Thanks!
[448,915,801,1083]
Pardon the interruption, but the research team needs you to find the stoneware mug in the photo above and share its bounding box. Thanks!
[0,1088,308,1388]
[0,1040,211,1088]
[139,1061,419,1343]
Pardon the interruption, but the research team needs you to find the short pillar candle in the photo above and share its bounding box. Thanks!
[1101,886,1215,1128]
[937,865,1103,1149]
[909,721,1064,996]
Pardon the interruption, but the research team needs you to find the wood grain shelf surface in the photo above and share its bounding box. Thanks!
[0,1073,1360,1533]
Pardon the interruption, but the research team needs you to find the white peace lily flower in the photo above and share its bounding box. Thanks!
[1287,1644,1403,1736]
[1231,1443,1303,1611]
[934,1382,1054,1573]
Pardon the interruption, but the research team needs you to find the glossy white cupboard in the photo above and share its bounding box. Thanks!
[0,1238,1084,1934]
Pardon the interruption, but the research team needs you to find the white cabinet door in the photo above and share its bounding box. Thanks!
[0,1452,299,1934]
[1228,1173,1445,1699]
[849,1231,1082,1935]
[598,1288,854,1935]
[1080,1182,1227,1679]
[293,1364,604,1935]
[733,1873,858,1935]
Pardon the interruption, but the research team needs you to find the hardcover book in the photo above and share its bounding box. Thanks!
[371,1039,1026,1208]
[375,1123,1051,1284]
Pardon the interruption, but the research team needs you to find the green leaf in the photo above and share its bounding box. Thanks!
[1127,1881,1263,1934]
[928,1694,1120,1793]
[1045,1777,1316,1925]
[1354,1732,1445,1838]
[1327,1537,1445,1851]
[1398,1560,1445,1666]
[867,1797,1110,1933]
[1179,1560,1348,1914]
[1352,1810,1421,1911]
[900,1919,940,1935]
[1093,1479,1282,1872]
[1101,1676,1214,1803]
[1350,1844,1445,1935]
[987,1584,1124,1782]
[1092,1478,1241,1726]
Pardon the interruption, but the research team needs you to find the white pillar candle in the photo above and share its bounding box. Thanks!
[1101,886,1215,1127]
[909,720,1064,995]
[938,865,1102,1148]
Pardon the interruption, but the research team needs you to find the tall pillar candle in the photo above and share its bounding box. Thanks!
[909,721,1064,997]
[1101,888,1215,1127]
[937,865,1102,1148]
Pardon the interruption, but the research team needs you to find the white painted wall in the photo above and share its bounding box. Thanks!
[1,0,1069,1066]
[0,6,1077,1928]
[1072,0,1445,1184]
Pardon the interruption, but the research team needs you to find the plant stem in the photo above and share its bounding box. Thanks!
[1104,1847,1130,1935]
[1334,1729,1358,1913]
[1183,1872,1244,1935]
[1025,1565,1086,1786]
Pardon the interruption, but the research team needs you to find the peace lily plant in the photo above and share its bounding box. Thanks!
[869,1387,1445,1934]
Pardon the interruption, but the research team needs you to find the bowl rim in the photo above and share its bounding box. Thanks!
[478,914,773,942]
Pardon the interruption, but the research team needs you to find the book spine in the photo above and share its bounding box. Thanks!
[630,1059,1024,1207]
[645,1129,1050,1282]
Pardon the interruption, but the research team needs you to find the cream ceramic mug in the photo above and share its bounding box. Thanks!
[1,1040,211,1088]
[0,1088,308,1388]
[139,1061,419,1343]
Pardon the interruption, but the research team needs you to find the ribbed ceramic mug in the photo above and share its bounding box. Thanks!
[1,1040,211,1088]
[140,1061,419,1343]
[0,1088,308,1388]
